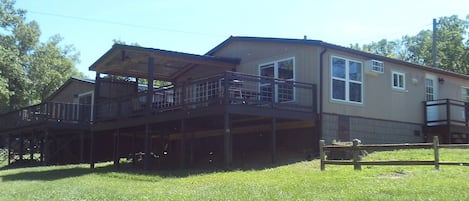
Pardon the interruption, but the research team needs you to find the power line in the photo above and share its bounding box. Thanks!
[28,10,224,37]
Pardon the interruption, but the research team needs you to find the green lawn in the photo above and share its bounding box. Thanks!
[1,149,469,201]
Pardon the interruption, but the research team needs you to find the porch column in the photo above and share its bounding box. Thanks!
[29,135,34,160]
[7,134,11,165]
[89,131,95,169]
[180,119,186,169]
[113,129,120,168]
[272,118,277,164]
[224,113,232,168]
[79,131,85,163]
[146,57,155,111]
[19,134,24,161]
[42,130,49,165]
[144,124,152,170]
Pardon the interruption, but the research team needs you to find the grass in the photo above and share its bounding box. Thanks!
[0,149,469,200]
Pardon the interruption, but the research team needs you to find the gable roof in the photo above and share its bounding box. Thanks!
[45,77,95,101]
[207,36,469,80]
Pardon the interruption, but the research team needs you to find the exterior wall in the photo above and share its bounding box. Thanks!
[49,80,94,103]
[322,49,469,125]
[321,113,424,144]
[211,40,321,85]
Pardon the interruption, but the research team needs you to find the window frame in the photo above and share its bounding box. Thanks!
[330,56,363,104]
[461,86,469,102]
[391,71,406,90]
[258,57,296,103]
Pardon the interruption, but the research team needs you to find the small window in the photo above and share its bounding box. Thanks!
[461,87,469,102]
[392,71,405,90]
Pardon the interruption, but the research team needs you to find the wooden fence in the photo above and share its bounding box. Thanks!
[319,136,469,171]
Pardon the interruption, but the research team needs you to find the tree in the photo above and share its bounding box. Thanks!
[351,15,469,74]
[0,0,83,112]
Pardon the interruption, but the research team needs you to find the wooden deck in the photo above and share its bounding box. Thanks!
[423,99,469,143]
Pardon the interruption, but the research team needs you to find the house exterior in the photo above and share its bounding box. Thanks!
[208,36,469,145]
[2,36,468,169]
[0,77,94,165]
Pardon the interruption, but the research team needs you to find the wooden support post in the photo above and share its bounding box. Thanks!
[433,136,440,170]
[224,113,232,168]
[89,131,95,169]
[132,133,137,165]
[113,129,120,168]
[7,134,11,165]
[147,57,155,112]
[39,135,44,163]
[42,130,49,165]
[19,135,24,161]
[189,131,195,168]
[79,131,85,163]
[180,119,186,169]
[352,139,361,170]
[271,117,277,164]
[144,124,151,170]
[29,135,34,160]
[319,140,325,171]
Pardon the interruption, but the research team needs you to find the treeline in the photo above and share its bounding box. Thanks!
[0,0,83,113]
[350,15,469,74]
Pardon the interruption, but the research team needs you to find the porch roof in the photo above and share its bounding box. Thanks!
[89,44,240,81]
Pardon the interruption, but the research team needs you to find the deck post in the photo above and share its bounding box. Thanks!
[433,136,440,170]
[29,135,34,160]
[89,130,95,169]
[352,139,361,170]
[319,140,325,171]
[113,129,120,168]
[39,134,44,163]
[7,134,11,165]
[180,119,186,169]
[42,130,49,165]
[79,131,85,163]
[271,117,277,164]
[131,133,137,165]
[144,124,152,170]
[224,113,232,168]
[19,134,24,161]
[147,57,155,111]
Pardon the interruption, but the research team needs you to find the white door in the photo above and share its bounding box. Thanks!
[425,74,440,125]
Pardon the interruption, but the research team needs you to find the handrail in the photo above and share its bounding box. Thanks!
[94,71,317,121]
[0,101,91,131]
[424,98,468,126]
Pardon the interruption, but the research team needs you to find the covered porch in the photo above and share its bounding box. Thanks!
[89,44,318,170]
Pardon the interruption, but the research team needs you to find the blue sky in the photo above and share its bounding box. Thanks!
[15,0,469,78]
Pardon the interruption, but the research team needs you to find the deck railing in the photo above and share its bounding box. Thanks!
[95,71,317,121]
[424,99,468,126]
[0,102,91,132]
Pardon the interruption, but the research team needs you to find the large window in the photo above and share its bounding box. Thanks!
[331,56,363,103]
[392,71,405,90]
[259,57,295,102]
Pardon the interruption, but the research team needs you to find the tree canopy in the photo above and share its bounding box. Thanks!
[0,0,83,112]
[351,15,469,74]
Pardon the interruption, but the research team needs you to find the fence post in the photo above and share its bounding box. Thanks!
[319,140,325,171]
[433,136,440,170]
[352,139,361,170]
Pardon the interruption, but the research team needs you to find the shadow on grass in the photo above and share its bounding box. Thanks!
[0,154,313,182]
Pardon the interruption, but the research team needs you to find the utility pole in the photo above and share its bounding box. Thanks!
[432,18,438,67]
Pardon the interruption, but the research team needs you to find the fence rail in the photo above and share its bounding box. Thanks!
[319,136,469,171]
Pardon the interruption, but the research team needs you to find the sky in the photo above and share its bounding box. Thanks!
[15,0,469,78]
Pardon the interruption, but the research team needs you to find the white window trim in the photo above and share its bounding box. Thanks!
[258,57,296,103]
[78,90,94,121]
[461,86,469,102]
[330,56,363,104]
[391,71,406,90]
